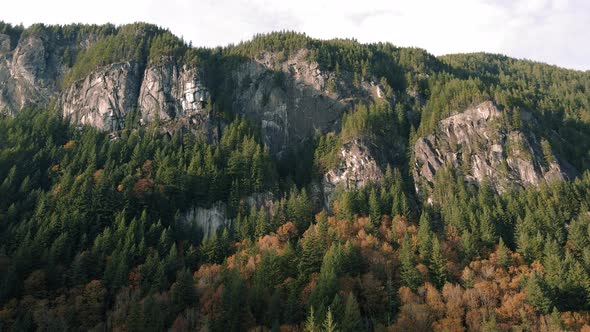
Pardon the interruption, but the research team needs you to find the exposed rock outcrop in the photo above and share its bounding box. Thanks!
[60,57,212,134]
[0,34,59,115]
[322,139,384,205]
[181,192,274,239]
[182,202,228,240]
[61,62,141,130]
[138,61,208,123]
[230,50,389,156]
[413,101,576,194]
[3,30,388,157]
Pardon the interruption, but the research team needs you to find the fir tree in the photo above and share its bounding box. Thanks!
[368,188,381,232]
[322,307,339,332]
[342,293,363,332]
[304,306,319,332]
[429,237,447,289]
[417,210,433,260]
[399,233,421,291]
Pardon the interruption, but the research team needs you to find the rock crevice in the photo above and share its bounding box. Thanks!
[413,101,577,194]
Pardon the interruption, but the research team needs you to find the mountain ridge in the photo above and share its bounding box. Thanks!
[3,21,590,331]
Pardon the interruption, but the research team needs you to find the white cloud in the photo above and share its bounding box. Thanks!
[1,0,588,70]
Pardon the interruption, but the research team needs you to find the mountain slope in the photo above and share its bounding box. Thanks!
[3,22,590,331]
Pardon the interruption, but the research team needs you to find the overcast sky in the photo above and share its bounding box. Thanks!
[2,0,588,71]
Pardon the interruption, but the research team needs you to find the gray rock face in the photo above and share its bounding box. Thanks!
[230,49,388,155]
[182,202,229,240]
[62,62,141,130]
[138,61,208,123]
[181,192,274,239]
[60,58,211,133]
[2,35,385,156]
[413,101,576,193]
[322,139,384,204]
[0,34,59,115]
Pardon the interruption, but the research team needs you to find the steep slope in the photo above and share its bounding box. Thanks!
[2,25,392,156]
[220,48,391,155]
[61,62,142,129]
[413,101,578,194]
[321,138,384,204]
[0,32,59,114]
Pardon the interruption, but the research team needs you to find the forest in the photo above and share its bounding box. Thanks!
[1,23,590,331]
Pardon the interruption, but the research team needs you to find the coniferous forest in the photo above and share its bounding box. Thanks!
[2,22,590,331]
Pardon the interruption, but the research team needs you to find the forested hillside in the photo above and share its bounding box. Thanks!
[1,22,590,331]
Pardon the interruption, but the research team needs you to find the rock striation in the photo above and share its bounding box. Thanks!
[138,61,208,123]
[322,139,384,204]
[0,34,60,115]
[413,101,576,194]
[62,62,142,130]
[229,49,389,155]
[2,30,388,156]
[181,193,274,239]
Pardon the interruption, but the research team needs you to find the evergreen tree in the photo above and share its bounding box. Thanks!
[171,268,197,311]
[368,188,381,231]
[299,227,326,277]
[127,301,144,332]
[417,210,433,260]
[342,293,363,332]
[496,238,511,268]
[304,306,319,332]
[255,206,269,238]
[399,233,421,292]
[337,191,355,222]
[460,230,478,264]
[526,272,552,314]
[429,237,447,289]
[323,307,339,332]
[143,295,164,332]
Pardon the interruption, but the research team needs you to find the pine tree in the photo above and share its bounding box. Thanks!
[337,191,355,222]
[299,227,325,277]
[127,300,144,332]
[368,188,381,231]
[525,272,552,314]
[496,238,511,268]
[549,307,565,331]
[400,233,421,292]
[323,307,339,332]
[417,211,433,260]
[479,209,496,247]
[284,284,302,324]
[255,206,269,238]
[460,230,477,264]
[329,294,344,324]
[342,293,363,332]
[304,306,319,332]
[143,295,164,332]
[429,237,447,289]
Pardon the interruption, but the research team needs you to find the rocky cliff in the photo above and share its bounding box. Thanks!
[61,58,211,133]
[138,61,208,123]
[413,101,577,194]
[228,49,389,155]
[2,29,388,156]
[0,33,60,115]
[322,138,384,205]
[181,193,274,239]
[61,62,142,129]
[2,25,584,204]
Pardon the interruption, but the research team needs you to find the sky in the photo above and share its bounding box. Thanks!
[2,0,589,71]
